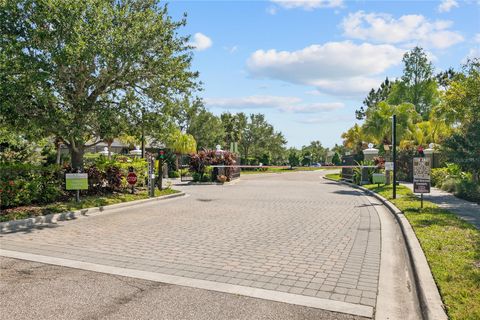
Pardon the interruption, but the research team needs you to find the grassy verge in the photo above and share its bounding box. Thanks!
[325,173,341,181]
[241,167,324,174]
[363,184,480,320]
[0,188,179,223]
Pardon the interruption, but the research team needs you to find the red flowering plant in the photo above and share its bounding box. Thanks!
[373,156,386,169]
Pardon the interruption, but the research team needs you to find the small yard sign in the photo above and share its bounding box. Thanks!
[65,173,88,190]
[385,162,393,171]
[372,173,386,185]
[413,157,431,208]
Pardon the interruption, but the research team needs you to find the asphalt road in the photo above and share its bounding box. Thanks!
[0,257,366,320]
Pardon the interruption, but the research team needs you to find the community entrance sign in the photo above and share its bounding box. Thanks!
[65,173,88,202]
[413,157,431,208]
[65,173,88,190]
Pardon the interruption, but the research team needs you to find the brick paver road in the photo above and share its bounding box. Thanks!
[0,171,381,312]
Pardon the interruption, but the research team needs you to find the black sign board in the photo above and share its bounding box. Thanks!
[414,179,431,194]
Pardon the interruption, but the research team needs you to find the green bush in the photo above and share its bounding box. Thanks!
[441,178,458,193]
[168,171,180,178]
[0,164,64,208]
[431,168,448,187]
[94,157,148,187]
[192,172,201,182]
[455,179,480,203]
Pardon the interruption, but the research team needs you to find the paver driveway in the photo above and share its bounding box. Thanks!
[0,171,381,316]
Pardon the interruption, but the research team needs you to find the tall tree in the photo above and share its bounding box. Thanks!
[287,148,301,167]
[175,97,224,150]
[0,0,198,169]
[221,112,247,149]
[355,78,392,120]
[435,58,480,126]
[301,141,327,164]
[436,67,458,90]
[238,114,286,164]
[388,46,438,119]
[439,59,480,181]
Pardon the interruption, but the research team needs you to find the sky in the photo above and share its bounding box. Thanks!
[168,0,480,148]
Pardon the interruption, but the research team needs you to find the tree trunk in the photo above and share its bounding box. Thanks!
[175,153,180,171]
[56,144,62,165]
[70,146,85,171]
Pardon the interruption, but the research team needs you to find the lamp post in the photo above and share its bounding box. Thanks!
[392,114,397,199]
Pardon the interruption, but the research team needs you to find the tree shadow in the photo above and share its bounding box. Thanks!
[331,190,362,196]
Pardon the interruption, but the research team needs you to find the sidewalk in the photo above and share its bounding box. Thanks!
[401,182,480,229]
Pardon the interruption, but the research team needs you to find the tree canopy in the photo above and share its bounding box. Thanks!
[0,0,199,168]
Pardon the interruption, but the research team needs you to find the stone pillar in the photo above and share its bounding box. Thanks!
[363,143,379,162]
[424,143,437,168]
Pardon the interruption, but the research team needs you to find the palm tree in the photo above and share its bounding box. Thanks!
[341,124,365,154]
[169,129,197,170]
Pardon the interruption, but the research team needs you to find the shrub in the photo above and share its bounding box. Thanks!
[441,178,458,193]
[168,171,180,178]
[105,165,122,191]
[455,180,480,203]
[431,168,448,187]
[200,174,210,182]
[192,172,201,182]
[0,164,64,208]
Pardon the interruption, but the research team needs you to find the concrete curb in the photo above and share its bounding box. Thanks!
[323,177,448,320]
[0,192,186,234]
[185,178,242,186]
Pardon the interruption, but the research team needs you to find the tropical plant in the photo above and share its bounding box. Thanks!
[169,129,197,170]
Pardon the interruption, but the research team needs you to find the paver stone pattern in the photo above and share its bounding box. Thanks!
[0,171,381,308]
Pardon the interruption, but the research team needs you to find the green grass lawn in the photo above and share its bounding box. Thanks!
[363,184,480,320]
[0,188,179,223]
[241,167,324,174]
[325,173,341,181]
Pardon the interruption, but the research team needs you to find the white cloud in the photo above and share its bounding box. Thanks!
[205,95,344,113]
[438,0,459,12]
[281,102,344,113]
[341,11,464,49]
[463,48,480,63]
[205,95,301,109]
[247,41,404,97]
[190,33,212,51]
[297,114,352,124]
[224,45,238,53]
[270,0,343,10]
[475,33,480,43]
[266,6,278,15]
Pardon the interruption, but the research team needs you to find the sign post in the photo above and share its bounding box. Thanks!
[413,157,431,208]
[147,153,155,197]
[65,173,88,202]
[158,149,165,190]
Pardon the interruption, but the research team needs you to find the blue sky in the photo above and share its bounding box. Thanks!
[168,0,479,148]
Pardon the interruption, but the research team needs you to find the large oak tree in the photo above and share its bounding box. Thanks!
[0,0,199,169]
